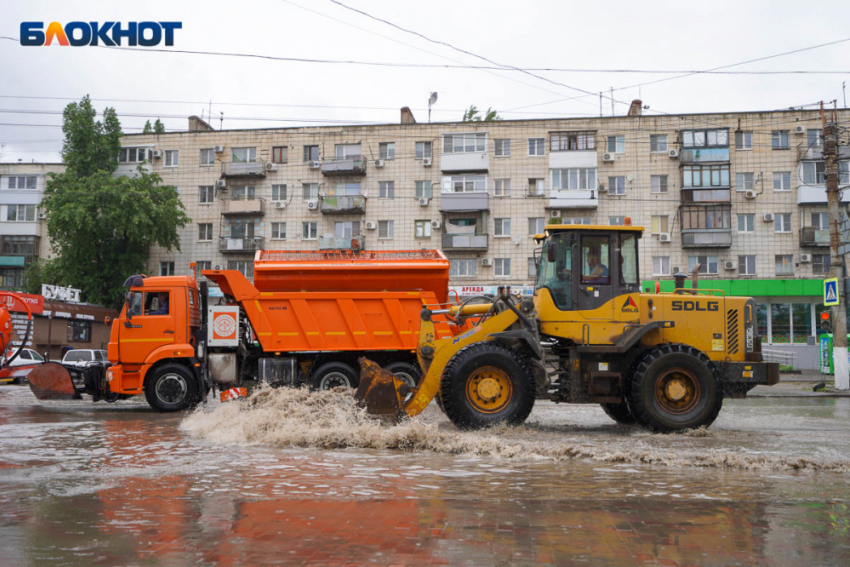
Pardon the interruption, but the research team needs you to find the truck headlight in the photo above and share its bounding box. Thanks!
[106,368,114,382]
[197,342,205,359]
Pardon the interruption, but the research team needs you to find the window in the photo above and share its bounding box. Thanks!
[198,223,213,241]
[415,181,432,199]
[295,222,314,241]
[581,236,610,284]
[302,183,319,200]
[681,205,731,230]
[5,176,37,189]
[334,221,360,238]
[118,147,149,163]
[551,168,597,191]
[0,268,24,289]
[775,255,793,275]
[377,220,394,239]
[160,262,175,276]
[335,144,361,159]
[271,184,287,202]
[652,256,670,276]
[415,141,432,159]
[303,145,319,162]
[607,135,625,154]
[688,256,718,275]
[651,215,668,234]
[609,216,625,226]
[442,175,487,193]
[608,176,625,195]
[774,213,792,233]
[379,181,395,199]
[229,220,255,240]
[773,172,791,191]
[379,142,395,160]
[495,258,511,277]
[228,260,254,279]
[68,321,91,343]
[801,161,826,184]
[164,150,179,167]
[683,165,730,188]
[528,138,545,156]
[199,148,215,166]
[736,172,754,192]
[738,255,756,275]
[551,131,595,151]
[231,147,256,163]
[771,130,789,149]
[443,133,486,154]
[651,175,668,193]
[494,218,511,237]
[449,258,477,277]
[272,146,288,164]
[231,186,255,201]
[807,129,823,148]
[2,235,38,257]
[528,178,545,196]
[528,217,545,235]
[682,129,729,148]
[841,161,850,184]
[494,179,511,197]
[196,261,212,278]
[560,217,592,225]
[6,205,36,222]
[650,134,668,152]
[737,214,754,232]
[811,212,829,230]
[415,220,431,238]
[528,258,538,278]
[271,222,286,240]
[199,186,214,204]
[813,254,831,274]
[735,131,753,150]
[494,139,511,156]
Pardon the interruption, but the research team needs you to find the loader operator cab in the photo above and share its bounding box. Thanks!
[535,223,642,312]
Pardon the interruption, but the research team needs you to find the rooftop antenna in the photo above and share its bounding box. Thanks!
[219,111,224,130]
[428,92,438,123]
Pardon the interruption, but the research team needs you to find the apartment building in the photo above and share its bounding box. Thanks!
[114,107,849,368]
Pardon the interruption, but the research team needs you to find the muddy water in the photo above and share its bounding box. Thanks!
[1,384,850,566]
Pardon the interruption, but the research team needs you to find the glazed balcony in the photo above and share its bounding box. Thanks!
[319,194,367,215]
[219,236,265,254]
[321,157,367,176]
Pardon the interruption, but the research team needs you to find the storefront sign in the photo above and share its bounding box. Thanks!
[42,284,81,303]
[449,285,535,298]
[2,292,45,315]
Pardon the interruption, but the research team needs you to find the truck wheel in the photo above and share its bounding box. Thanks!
[440,343,535,430]
[600,402,635,425]
[628,344,723,433]
[311,361,358,391]
[144,364,198,412]
[384,361,421,388]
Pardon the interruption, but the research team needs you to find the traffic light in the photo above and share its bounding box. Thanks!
[821,311,832,332]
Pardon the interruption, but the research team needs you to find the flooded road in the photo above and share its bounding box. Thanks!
[1,384,849,566]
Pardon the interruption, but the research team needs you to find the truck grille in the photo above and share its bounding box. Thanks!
[727,308,739,355]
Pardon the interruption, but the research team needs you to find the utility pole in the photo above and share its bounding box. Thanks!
[824,101,849,390]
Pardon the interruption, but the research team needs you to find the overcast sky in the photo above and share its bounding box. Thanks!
[1,0,849,162]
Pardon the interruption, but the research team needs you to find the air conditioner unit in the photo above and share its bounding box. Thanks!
[214,264,222,270]
[266,163,277,171]
[418,197,430,206]
[213,145,224,153]
[480,258,493,267]
[602,152,615,162]
[38,213,47,220]
[795,125,806,135]
[672,266,682,274]
[151,149,162,159]
[274,201,286,209]
[374,159,385,168]
[800,253,812,263]
[365,221,377,230]
[598,184,607,193]
[724,260,736,271]
[215,179,227,189]
[431,220,442,229]
[550,210,562,218]
[422,157,432,167]
[763,213,775,222]
[668,149,679,158]
[745,190,757,199]
[308,161,320,169]
[659,233,671,242]
[307,200,319,210]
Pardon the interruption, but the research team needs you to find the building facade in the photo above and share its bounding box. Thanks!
[110,108,847,368]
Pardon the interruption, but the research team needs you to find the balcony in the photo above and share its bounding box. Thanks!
[440,152,489,173]
[440,192,489,212]
[319,234,364,250]
[681,230,732,248]
[319,194,367,215]
[219,236,265,254]
[679,148,730,163]
[797,183,850,205]
[442,233,488,250]
[221,159,266,179]
[321,157,367,176]
[221,197,265,216]
[548,189,598,209]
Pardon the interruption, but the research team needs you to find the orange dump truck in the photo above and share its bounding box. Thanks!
[28,249,468,411]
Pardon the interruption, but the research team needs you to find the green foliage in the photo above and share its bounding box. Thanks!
[462,105,502,122]
[142,120,153,134]
[153,119,165,133]
[60,95,122,177]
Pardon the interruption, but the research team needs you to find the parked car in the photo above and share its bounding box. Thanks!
[1,349,46,384]
[61,349,110,368]
[6,348,46,368]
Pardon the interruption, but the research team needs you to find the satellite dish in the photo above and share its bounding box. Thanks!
[428,92,438,106]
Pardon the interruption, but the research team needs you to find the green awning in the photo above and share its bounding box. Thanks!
[0,256,26,267]
[642,278,826,297]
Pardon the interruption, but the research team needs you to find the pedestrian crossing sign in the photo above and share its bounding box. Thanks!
[824,278,840,306]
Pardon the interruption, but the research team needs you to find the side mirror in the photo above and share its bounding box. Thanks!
[547,245,556,263]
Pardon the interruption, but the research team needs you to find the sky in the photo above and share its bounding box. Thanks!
[1,0,849,162]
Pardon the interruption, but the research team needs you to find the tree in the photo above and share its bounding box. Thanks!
[462,105,502,122]
[153,118,165,133]
[142,120,153,134]
[42,96,189,308]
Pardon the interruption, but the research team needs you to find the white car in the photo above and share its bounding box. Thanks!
[61,349,110,368]
[5,348,46,368]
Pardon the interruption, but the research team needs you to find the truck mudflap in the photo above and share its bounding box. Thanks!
[713,361,780,398]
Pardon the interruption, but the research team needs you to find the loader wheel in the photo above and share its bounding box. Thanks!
[384,361,421,388]
[440,343,535,430]
[628,344,723,433]
[600,402,636,425]
[144,364,198,412]
[311,361,358,391]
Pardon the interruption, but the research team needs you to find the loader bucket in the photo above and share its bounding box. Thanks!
[355,358,407,422]
[27,362,81,400]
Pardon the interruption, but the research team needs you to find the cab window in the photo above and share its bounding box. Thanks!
[536,233,572,310]
[127,291,144,316]
[144,292,170,315]
[581,236,610,285]
[620,233,638,285]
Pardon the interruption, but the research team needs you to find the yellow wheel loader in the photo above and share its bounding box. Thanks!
[357,222,779,432]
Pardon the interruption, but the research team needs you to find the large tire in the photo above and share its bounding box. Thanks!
[628,344,723,433]
[440,342,536,430]
[384,361,421,388]
[144,364,199,412]
[311,361,358,391]
[600,402,636,425]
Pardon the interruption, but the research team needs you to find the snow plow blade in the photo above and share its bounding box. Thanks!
[355,358,407,423]
[27,362,82,400]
